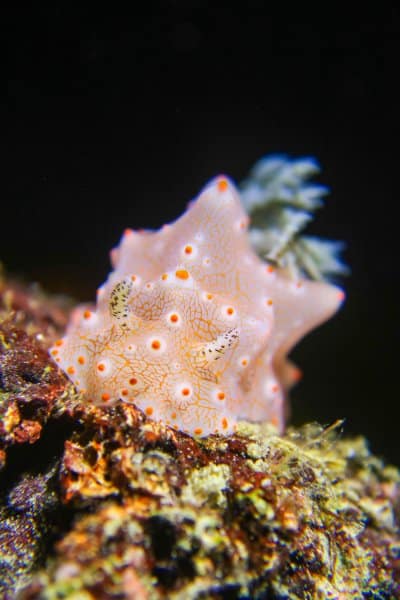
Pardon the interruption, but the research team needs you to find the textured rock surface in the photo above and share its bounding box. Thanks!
[0,466,61,596]
[1,275,399,599]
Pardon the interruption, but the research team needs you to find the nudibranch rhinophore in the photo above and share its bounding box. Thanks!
[50,176,344,436]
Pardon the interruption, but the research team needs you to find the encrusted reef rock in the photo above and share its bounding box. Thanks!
[0,466,61,596]
[1,274,400,599]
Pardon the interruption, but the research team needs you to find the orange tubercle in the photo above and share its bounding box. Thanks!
[271,415,279,428]
[293,368,303,383]
[217,178,228,192]
[175,269,189,280]
[337,290,346,302]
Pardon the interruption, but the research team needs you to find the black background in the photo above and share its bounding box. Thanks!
[2,4,399,463]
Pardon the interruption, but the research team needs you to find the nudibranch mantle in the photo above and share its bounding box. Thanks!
[50,177,343,436]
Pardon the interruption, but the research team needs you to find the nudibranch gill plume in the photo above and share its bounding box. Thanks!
[50,176,344,436]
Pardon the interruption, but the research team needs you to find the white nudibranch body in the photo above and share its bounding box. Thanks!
[50,177,344,436]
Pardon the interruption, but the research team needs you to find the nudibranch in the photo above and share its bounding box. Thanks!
[50,177,343,436]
